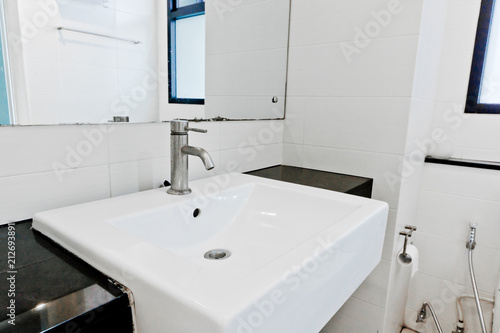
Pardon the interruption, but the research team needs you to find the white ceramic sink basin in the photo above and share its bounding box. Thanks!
[33,173,388,333]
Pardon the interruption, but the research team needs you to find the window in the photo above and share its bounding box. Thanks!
[0,33,10,125]
[167,0,205,105]
[466,0,500,113]
[0,2,11,125]
[0,2,14,125]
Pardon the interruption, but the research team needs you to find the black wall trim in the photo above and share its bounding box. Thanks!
[425,156,500,171]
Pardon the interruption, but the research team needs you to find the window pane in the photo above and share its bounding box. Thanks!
[175,15,205,99]
[177,0,203,8]
[479,1,500,104]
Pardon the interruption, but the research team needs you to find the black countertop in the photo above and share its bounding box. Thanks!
[0,220,133,332]
[246,165,373,198]
[0,166,372,332]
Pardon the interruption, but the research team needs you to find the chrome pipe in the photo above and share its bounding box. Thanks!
[416,302,443,333]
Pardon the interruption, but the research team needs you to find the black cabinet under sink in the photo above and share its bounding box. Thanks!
[0,221,134,333]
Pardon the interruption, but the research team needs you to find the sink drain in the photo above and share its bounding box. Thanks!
[204,249,231,260]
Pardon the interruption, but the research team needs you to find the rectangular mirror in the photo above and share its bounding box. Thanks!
[0,0,289,125]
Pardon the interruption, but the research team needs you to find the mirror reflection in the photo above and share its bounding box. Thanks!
[205,0,289,120]
[0,0,289,125]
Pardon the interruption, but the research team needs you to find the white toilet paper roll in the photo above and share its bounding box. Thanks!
[387,245,419,331]
[397,244,419,278]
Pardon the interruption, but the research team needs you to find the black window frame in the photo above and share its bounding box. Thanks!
[466,0,499,114]
[167,0,205,105]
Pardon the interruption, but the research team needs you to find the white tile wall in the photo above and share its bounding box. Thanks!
[282,0,448,332]
[109,157,170,197]
[301,97,411,155]
[397,150,426,209]
[0,166,110,223]
[404,97,435,155]
[0,120,284,225]
[220,143,283,174]
[0,125,109,176]
[13,0,159,124]
[405,163,500,333]
[289,0,423,47]
[320,297,386,333]
[219,120,283,150]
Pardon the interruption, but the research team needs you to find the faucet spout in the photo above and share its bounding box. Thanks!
[181,146,215,170]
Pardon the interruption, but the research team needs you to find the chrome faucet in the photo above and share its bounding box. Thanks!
[167,119,215,195]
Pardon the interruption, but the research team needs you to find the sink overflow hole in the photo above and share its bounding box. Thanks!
[204,249,231,260]
[193,208,201,218]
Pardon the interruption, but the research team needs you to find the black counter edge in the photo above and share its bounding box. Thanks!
[245,165,373,198]
[45,294,133,333]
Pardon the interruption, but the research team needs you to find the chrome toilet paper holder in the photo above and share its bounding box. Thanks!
[399,225,417,263]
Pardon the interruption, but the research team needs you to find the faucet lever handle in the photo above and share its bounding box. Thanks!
[185,127,208,133]
[405,225,417,232]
